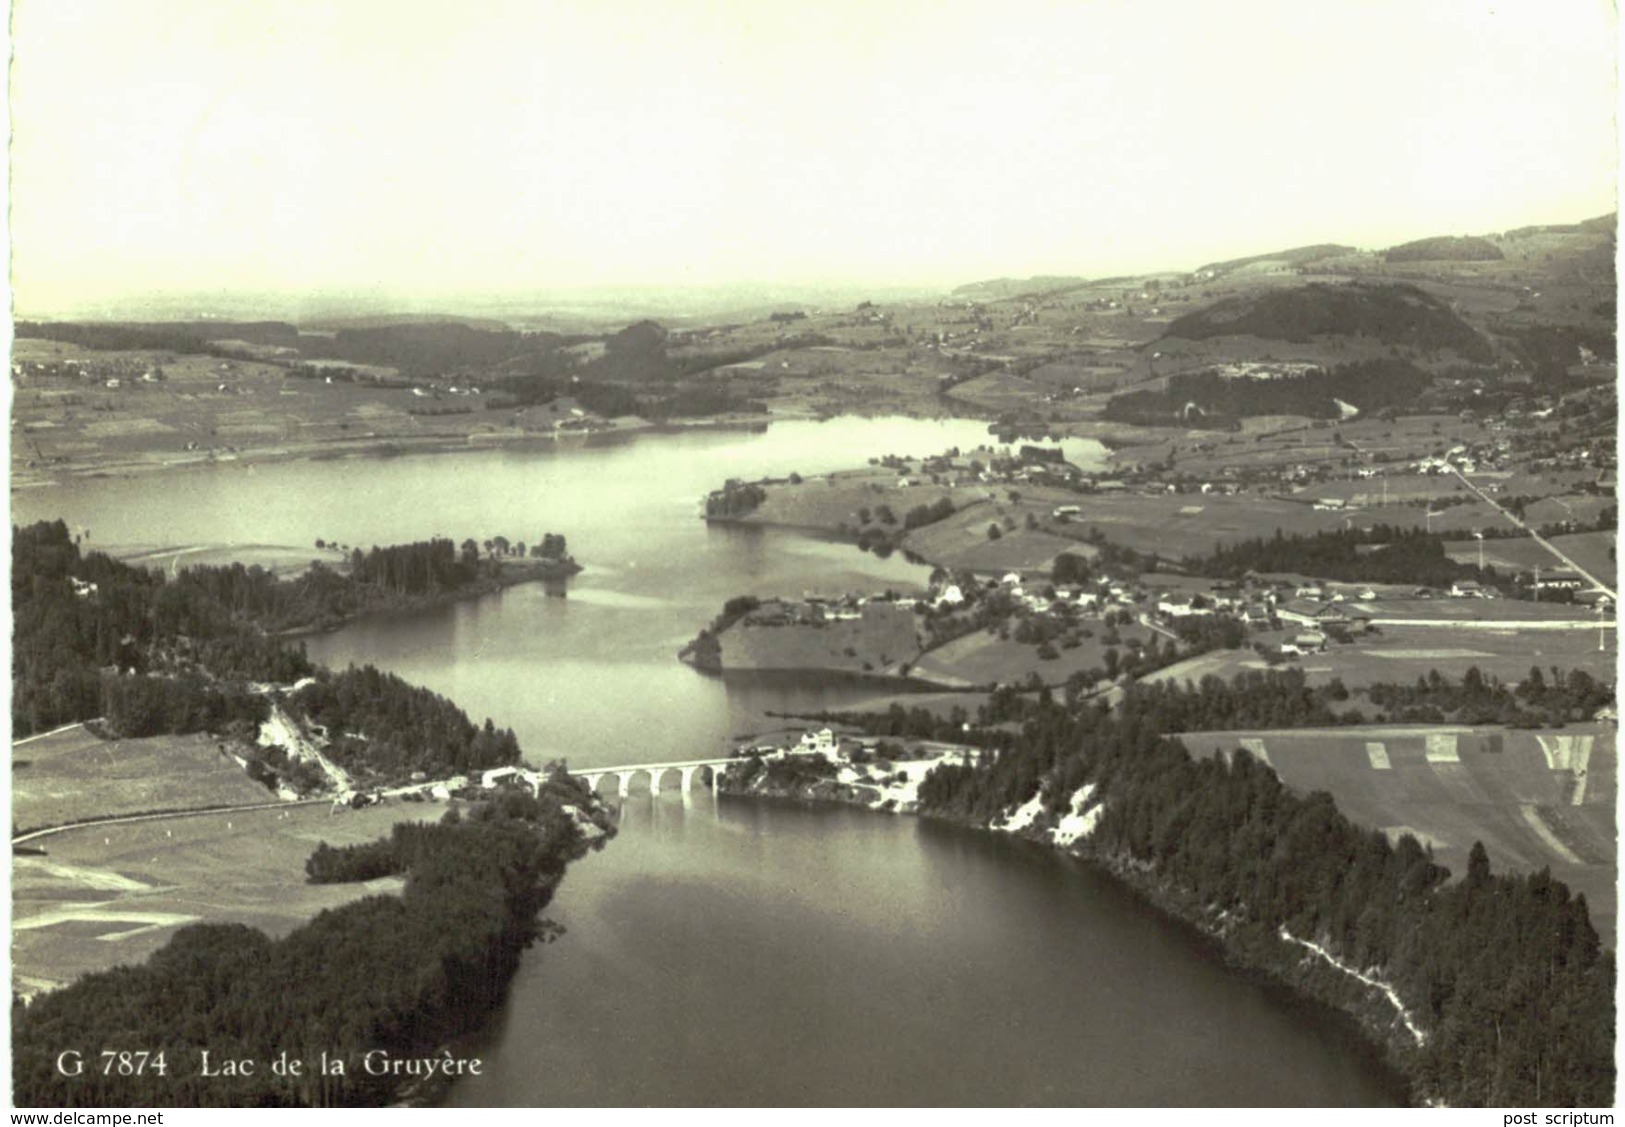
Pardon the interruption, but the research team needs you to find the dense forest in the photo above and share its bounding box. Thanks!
[292,665,520,781]
[12,779,614,1107]
[12,521,311,738]
[1104,359,1432,424]
[12,522,541,785]
[1162,282,1493,361]
[1500,322,1619,383]
[909,681,1613,1106]
[1181,526,1506,590]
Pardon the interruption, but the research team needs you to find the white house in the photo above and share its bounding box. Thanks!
[482,766,522,788]
[1157,595,1204,618]
[799,728,838,754]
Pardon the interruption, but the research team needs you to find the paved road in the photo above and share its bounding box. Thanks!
[1451,468,1616,599]
[13,796,332,846]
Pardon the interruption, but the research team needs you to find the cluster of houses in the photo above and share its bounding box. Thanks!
[932,570,1142,619]
[739,594,921,628]
[1412,443,1495,475]
[872,446,1089,493]
[14,357,170,389]
[735,726,878,762]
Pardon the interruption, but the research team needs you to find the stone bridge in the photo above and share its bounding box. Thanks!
[576,757,738,798]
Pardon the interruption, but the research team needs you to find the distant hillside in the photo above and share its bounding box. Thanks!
[1163,281,1492,361]
[1104,358,1431,426]
[952,275,1091,299]
[1383,235,1504,263]
[302,323,565,378]
[1196,244,1356,275]
[15,320,300,353]
[300,313,512,332]
[596,319,670,382]
[1578,213,1617,234]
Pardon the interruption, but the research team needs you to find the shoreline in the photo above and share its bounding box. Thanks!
[715,756,1427,1104]
[8,414,782,490]
[12,404,1042,491]
[274,558,582,639]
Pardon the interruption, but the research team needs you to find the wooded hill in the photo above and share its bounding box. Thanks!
[11,521,530,786]
[1104,358,1432,424]
[1162,282,1493,361]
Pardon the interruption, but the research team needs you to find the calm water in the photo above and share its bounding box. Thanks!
[13,419,1405,1105]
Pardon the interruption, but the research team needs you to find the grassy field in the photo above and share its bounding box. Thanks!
[1444,530,1616,582]
[899,501,1089,574]
[12,801,429,997]
[719,605,922,676]
[9,339,653,485]
[1144,621,1614,694]
[13,725,275,832]
[1367,597,1613,624]
[1018,491,1349,558]
[737,468,981,533]
[911,621,1156,688]
[1176,725,1617,948]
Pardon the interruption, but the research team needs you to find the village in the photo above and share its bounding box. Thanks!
[701,552,1611,691]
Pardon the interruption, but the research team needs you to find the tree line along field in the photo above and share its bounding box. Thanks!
[1143,619,1614,696]
[1174,725,1617,949]
[12,725,272,832]
[1445,529,1616,580]
[12,801,422,999]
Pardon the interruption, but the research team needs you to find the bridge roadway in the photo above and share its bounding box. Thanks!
[482,757,744,798]
[576,757,738,798]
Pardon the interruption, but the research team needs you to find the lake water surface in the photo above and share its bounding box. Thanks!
[14,419,1406,1105]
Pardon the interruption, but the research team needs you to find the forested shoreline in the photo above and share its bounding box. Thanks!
[12,779,614,1106]
[11,518,614,1106]
[11,526,565,789]
[741,671,1615,1107]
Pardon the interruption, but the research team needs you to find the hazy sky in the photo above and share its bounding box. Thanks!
[9,0,1619,311]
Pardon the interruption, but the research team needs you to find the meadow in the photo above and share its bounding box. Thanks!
[1176,724,1617,947]
[12,725,275,832]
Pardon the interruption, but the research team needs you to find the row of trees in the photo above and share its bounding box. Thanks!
[1182,526,1507,591]
[1368,666,1613,727]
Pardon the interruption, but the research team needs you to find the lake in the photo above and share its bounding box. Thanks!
[13,418,1406,1105]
